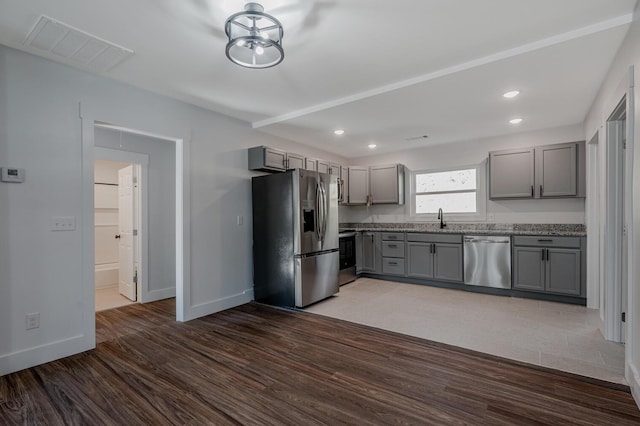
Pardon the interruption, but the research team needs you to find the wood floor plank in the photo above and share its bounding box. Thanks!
[1,299,638,425]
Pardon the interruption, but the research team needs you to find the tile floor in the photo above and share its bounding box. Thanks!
[305,278,627,384]
[95,286,137,312]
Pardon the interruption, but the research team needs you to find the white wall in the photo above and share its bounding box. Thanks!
[341,124,586,224]
[584,2,640,405]
[95,128,176,295]
[0,44,346,375]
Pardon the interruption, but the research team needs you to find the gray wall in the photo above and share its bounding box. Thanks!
[0,44,346,374]
[95,128,176,294]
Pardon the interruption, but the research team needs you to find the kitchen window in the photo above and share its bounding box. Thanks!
[411,162,486,220]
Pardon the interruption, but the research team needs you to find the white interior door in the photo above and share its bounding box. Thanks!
[118,165,136,301]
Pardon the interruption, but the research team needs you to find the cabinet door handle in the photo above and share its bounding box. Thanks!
[388,261,398,265]
[531,185,534,197]
[540,185,543,197]
[387,244,398,248]
[537,239,553,242]
[546,249,550,261]
[433,244,437,255]
[541,249,545,261]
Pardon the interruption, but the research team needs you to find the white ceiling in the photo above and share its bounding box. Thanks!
[0,0,636,157]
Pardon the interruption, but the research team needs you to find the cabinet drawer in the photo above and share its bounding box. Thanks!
[382,241,405,258]
[407,233,462,244]
[381,232,404,241]
[382,258,405,275]
[513,236,580,248]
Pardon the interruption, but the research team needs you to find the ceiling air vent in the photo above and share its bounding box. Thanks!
[23,15,133,72]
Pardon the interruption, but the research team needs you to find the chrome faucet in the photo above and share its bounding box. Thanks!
[437,208,446,229]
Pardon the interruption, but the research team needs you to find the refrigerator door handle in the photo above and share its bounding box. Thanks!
[321,181,328,242]
[315,182,322,242]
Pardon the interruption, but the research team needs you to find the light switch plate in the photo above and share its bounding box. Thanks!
[51,216,76,231]
[1,167,25,183]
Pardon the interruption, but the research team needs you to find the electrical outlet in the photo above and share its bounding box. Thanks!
[26,312,40,330]
[50,216,76,231]
[487,213,495,222]
[237,215,244,226]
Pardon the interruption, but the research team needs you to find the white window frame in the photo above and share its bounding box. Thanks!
[410,160,487,222]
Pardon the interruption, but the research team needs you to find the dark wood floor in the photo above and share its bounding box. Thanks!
[1,299,639,425]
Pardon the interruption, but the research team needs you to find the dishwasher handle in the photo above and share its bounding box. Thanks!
[464,237,510,244]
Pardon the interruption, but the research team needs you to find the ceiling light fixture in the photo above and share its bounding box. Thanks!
[368,144,377,149]
[510,118,523,124]
[225,3,284,69]
[334,129,345,135]
[503,90,520,98]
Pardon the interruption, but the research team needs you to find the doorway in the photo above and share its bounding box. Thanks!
[94,159,143,311]
[93,125,176,308]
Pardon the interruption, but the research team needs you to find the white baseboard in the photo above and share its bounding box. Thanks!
[182,288,254,322]
[144,287,176,303]
[0,334,92,376]
[95,267,118,289]
[628,362,640,409]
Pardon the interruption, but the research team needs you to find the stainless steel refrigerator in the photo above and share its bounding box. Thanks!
[252,169,339,308]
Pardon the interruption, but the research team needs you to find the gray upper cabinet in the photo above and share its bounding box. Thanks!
[329,164,341,177]
[248,146,287,172]
[489,148,534,199]
[536,142,577,197]
[489,141,584,199]
[348,167,369,205]
[286,152,305,170]
[317,160,331,174]
[369,164,405,205]
[305,158,318,171]
[340,166,349,204]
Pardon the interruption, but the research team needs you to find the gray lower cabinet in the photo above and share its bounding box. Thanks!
[406,239,463,282]
[381,233,405,275]
[407,242,434,279]
[434,243,463,282]
[360,231,381,273]
[512,236,583,296]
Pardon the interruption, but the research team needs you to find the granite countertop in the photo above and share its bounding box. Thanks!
[339,222,586,237]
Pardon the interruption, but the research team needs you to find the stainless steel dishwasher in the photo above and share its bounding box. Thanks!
[463,236,511,289]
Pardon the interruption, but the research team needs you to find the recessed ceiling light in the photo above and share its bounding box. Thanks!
[334,129,345,135]
[503,90,520,98]
[510,118,523,124]
[368,144,377,149]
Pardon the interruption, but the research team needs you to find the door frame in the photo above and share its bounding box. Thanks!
[602,67,634,346]
[586,132,600,310]
[94,147,149,303]
[80,102,191,356]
